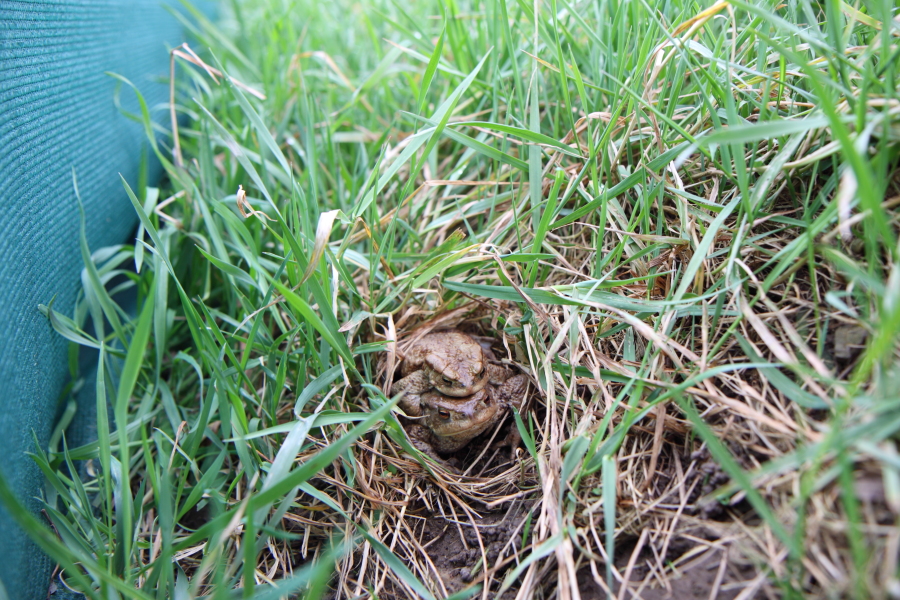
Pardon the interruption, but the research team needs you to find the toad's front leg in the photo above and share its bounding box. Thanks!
[493,374,528,410]
[392,370,432,416]
[485,363,513,385]
[405,425,460,472]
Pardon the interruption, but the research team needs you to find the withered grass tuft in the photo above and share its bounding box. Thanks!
[7,0,900,598]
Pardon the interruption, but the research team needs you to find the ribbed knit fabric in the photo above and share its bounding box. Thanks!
[0,3,205,597]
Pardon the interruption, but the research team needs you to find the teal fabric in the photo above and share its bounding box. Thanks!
[0,3,207,597]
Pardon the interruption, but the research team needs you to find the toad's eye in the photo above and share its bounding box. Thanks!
[442,376,453,384]
[438,409,451,419]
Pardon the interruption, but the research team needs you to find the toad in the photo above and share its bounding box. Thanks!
[393,330,510,402]
[401,372,528,459]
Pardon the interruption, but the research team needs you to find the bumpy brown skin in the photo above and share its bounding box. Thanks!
[394,331,510,418]
[404,373,529,460]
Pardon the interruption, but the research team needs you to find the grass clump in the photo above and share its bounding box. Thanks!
[4,0,900,598]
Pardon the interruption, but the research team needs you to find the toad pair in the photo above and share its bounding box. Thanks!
[393,330,528,462]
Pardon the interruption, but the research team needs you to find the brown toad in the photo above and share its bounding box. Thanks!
[402,372,529,459]
[393,330,509,403]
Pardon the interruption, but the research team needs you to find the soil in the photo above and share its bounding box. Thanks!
[389,406,765,599]
[418,498,534,598]
[576,545,763,600]
[413,508,765,600]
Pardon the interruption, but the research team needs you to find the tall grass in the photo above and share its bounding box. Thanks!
[3,0,898,597]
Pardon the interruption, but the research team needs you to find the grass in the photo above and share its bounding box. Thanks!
[2,0,899,597]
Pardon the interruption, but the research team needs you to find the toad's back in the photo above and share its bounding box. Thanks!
[400,330,485,377]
